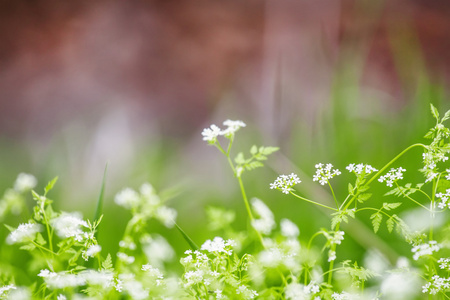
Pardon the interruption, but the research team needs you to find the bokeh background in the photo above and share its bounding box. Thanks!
[1,0,450,270]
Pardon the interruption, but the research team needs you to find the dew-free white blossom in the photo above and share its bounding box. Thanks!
[422,275,450,295]
[221,119,246,136]
[83,244,102,260]
[39,270,86,289]
[5,286,29,300]
[280,218,300,238]
[201,124,222,142]
[80,270,115,288]
[412,240,441,260]
[270,173,301,194]
[201,237,235,255]
[114,188,140,209]
[142,264,164,280]
[155,206,177,228]
[346,163,378,175]
[117,252,135,264]
[6,222,42,244]
[284,283,307,299]
[0,284,16,297]
[313,163,341,185]
[332,231,345,245]
[57,294,67,300]
[236,285,258,299]
[331,291,352,300]
[378,167,406,187]
[184,270,204,287]
[438,258,450,270]
[51,212,88,242]
[436,189,450,209]
[117,274,149,300]
[328,250,336,262]
[141,234,175,267]
[14,173,37,193]
[251,198,276,235]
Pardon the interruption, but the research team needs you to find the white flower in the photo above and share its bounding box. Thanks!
[378,167,406,187]
[142,235,175,268]
[236,285,258,299]
[114,188,140,209]
[14,173,37,193]
[215,289,224,299]
[280,219,300,238]
[201,237,235,255]
[251,198,276,235]
[412,241,441,260]
[328,250,336,262]
[270,173,301,194]
[422,275,450,295]
[438,258,450,270]
[6,222,42,244]
[436,189,450,209]
[0,284,16,297]
[332,231,345,245]
[221,120,246,136]
[142,264,164,279]
[285,283,307,299]
[117,274,149,300]
[51,212,88,242]
[117,252,135,264]
[201,124,222,142]
[82,244,102,260]
[57,294,67,300]
[313,163,341,185]
[155,206,177,228]
[346,163,378,175]
[80,270,114,288]
[184,270,204,287]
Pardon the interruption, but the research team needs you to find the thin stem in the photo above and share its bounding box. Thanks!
[290,192,338,212]
[327,223,339,285]
[394,182,430,211]
[327,181,339,208]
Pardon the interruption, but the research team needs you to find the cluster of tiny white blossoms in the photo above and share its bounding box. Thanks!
[82,244,102,261]
[50,212,89,242]
[411,241,441,261]
[438,258,450,270]
[313,163,341,185]
[345,163,378,175]
[38,269,115,290]
[435,189,450,209]
[141,264,164,286]
[270,173,301,194]
[250,198,276,235]
[6,222,42,244]
[280,218,300,238]
[284,282,321,300]
[201,120,246,142]
[0,284,16,297]
[331,291,353,300]
[422,275,450,295]
[378,167,406,187]
[236,285,258,299]
[324,231,345,262]
[13,173,37,193]
[200,237,236,255]
[422,147,449,182]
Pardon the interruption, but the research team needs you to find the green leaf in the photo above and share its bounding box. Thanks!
[174,222,199,250]
[431,103,440,121]
[250,145,257,155]
[260,146,279,156]
[20,244,36,251]
[370,212,382,233]
[382,202,402,211]
[234,152,245,164]
[245,161,264,170]
[44,177,59,196]
[442,109,450,122]
[358,185,370,193]
[386,217,395,233]
[357,193,372,203]
[348,183,354,195]
[102,254,114,271]
[36,233,47,246]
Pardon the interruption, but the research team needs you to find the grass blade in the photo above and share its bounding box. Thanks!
[94,163,108,223]
[174,222,198,250]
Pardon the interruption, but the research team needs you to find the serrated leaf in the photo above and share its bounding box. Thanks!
[102,254,114,271]
[443,109,450,122]
[234,152,245,164]
[20,244,36,251]
[44,177,58,196]
[260,146,279,156]
[386,217,395,233]
[246,161,264,170]
[36,233,47,246]
[357,193,372,203]
[73,265,87,271]
[347,209,356,219]
[383,202,402,210]
[370,212,382,233]
[348,183,354,195]
[431,104,440,121]
[358,185,370,193]
[250,145,257,155]
[31,190,40,201]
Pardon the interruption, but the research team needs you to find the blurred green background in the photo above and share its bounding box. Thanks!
[0,0,449,277]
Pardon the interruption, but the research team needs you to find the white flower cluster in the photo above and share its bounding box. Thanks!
[117,252,135,264]
[280,219,300,238]
[422,275,450,295]
[236,285,258,299]
[250,198,276,235]
[332,231,345,245]
[6,222,42,244]
[38,269,115,290]
[116,273,150,300]
[0,284,16,297]
[313,163,341,185]
[141,264,164,286]
[114,188,140,209]
[155,206,177,228]
[422,148,449,182]
[331,291,353,300]
[82,244,102,261]
[328,250,337,262]
[284,282,320,300]
[51,212,89,242]
[13,173,37,193]
[438,258,450,270]
[346,163,378,175]
[378,167,406,187]
[270,173,301,194]
[412,241,441,261]
[258,238,301,272]
[435,189,450,209]
[201,120,246,142]
[200,237,236,255]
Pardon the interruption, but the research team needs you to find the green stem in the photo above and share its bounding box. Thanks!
[394,182,430,211]
[327,223,340,284]
[290,192,338,212]
[327,181,339,209]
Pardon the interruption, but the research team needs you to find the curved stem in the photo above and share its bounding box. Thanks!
[394,182,430,211]
[290,192,338,212]
[327,181,339,209]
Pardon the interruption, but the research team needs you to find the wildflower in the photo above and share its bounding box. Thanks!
[0,284,16,297]
[412,241,441,260]
[221,119,246,137]
[201,124,222,142]
[117,252,135,264]
[184,270,204,287]
[6,222,42,244]
[82,244,102,260]
[422,275,450,295]
[284,283,306,299]
[435,189,450,209]
[51,212,88,242]
[80,270,115,288]
[280,218,300,238]
[142,264,164,279]
[270,173,301,194]
[141,235,175,267]
[328,250,337,262]
[155,206,177,228]
[215,289,224,299]
[117,274,149,300]
[40,271,86,289]
[313,163,341,185]
[114,188,140,209]
[236,285,258,299]
[14,173,37,193]
[331,291,352,300]
[332,231,345,245]
[201,237,235,255]
[57,295,67,300]
[378,167,406,187]
[438,258,450,270]
[346,163,378,175]
[251,198,276,235]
